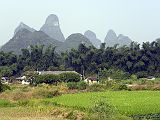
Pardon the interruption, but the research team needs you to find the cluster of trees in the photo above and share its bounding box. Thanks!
[0,39,160,78]
[63,40,160,78]
[34,72,81,84]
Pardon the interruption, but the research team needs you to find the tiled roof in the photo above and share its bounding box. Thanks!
[38,71,80,75]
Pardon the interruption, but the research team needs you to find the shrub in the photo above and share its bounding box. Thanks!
[90,99,115,120]
[32,88,60,98]
[77,81,88,90]
[34,72,81,85]
[17,99,30,107]
[67,81,88,90]
[130,74,138,80]
[65,111,77,120]
[88,83,106,92]
[57,83,69,93]
[67,82,78,90]
[0,83,10,92]
[0,100,15,107]
[34,74,59,85]
[59,72,81,83]
[112,83,128,91]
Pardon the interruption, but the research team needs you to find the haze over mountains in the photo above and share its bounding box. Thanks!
[0,14,132,54]
[40,14,65,42]
[14,22,36,35]
[57,33,93,52]
[104,30,132,47]
[84,30,101,48]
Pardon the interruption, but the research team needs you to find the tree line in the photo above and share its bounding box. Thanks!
[0,39,160,78]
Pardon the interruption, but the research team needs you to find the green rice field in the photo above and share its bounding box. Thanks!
[51,91,160,115]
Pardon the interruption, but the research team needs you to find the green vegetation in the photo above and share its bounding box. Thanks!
[67,81,88,90]
[0,99,14,107]
[0,39,160,119]
[0,82,10,92]
[34,72,81,85]
[0,40,160,79]
[1,83,160,119]
[51,91,160,116]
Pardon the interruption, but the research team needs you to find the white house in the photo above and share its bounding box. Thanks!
[84,77,99,84]
[22,80,30,85]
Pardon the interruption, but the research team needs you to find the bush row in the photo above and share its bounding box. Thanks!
[67,81,88,90]
[34,72,81,85]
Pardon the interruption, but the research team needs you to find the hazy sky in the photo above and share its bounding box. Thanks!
[0,0,160,46]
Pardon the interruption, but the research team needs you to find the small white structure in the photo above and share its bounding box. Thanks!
[108,77,113,81]
[1,77,9,84]
[126,84,137,87]
[22,80,30,85]
[16,76,30,85]
[16,76,27,81]
[84,77,99,85]
[147,76,156,80]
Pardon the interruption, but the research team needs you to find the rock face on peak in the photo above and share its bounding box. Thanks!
[40,14,65,42]
[84,30,101,48]
[104,29,118,47]
[57,33,93,52]
[0,29,62,54]
[104,29,132,47]
[117,34,132,46]
[14,22,35,35]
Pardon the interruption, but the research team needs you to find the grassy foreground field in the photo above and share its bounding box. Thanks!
[51,91,160,115]
[1,84,160,119]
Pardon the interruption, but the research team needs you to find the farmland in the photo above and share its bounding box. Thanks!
[51,91,160,115]
[1,90,160,116]
[1,84,160,119]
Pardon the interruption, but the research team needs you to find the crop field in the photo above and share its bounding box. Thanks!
[51,91,160,115]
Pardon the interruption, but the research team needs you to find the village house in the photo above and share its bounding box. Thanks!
[16,76,31,85]
[84,77,99,84]
[1,77,9,84]
[38,71,81,76]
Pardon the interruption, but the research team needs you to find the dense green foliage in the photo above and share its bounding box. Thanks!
[34,72,81,84]
[34,74,59,84]
[67,81,88,90]
[0,100,14,107]
[90,99,115,120]
[0,39,160,78]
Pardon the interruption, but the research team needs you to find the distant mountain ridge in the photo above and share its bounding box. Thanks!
[104,29,132,47]
[14,22,35,35]
[40,14,65,42]
[0,14,133,54]
[84,30,101,48]
[0,28,62,54]
[57,33,93,52]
